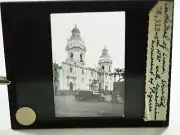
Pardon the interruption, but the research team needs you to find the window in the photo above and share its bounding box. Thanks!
[82,70,84,74]
[82,78,84,83]
[70,67,73,73]
[102,66,104,70]
[80,54,83,62]
[70,53,73,59]
[109,66,111,72]
[105,74,107,79]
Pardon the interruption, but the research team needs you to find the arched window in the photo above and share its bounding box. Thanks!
[70,53,73,59]
[80,54,83,62]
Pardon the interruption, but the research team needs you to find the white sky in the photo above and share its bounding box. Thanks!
[50,12,125,70]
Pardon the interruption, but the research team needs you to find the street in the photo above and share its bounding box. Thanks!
[54,95,124,117]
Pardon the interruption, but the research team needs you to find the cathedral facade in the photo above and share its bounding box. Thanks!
[53,25,114,92]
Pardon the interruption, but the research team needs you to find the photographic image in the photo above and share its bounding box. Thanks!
[51,12,125,117]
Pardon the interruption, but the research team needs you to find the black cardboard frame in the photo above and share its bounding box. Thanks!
[1,0,172,129]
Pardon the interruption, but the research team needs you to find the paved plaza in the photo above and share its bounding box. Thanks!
[55,95,124,117]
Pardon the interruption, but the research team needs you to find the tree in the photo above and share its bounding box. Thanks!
[113,68,125,101]
[114,68,125,81]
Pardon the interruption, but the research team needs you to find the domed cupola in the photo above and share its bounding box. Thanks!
[66,24,86,52]
[98,46,112,72]
[99,46,112,64]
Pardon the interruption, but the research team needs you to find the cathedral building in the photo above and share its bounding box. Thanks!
[53,25,114,92]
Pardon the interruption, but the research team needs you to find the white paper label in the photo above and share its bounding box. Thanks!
[144,1,173,121]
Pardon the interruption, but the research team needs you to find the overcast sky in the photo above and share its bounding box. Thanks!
[50,12,125,70]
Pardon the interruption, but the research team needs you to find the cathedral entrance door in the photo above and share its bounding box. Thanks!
[70,82,73,91]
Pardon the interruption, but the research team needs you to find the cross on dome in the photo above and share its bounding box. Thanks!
[74,24,77,29]
[101,46,109,57]
[71,24,80,34]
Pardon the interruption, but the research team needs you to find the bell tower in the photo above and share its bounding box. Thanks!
[98,46,112,73]
[65,25,86,67]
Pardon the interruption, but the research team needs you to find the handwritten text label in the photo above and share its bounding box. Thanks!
[145,1,173,121]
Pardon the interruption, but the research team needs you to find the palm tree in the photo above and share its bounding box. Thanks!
[109,72,117,82]
[115,68,125,81]
[111,68,125,102]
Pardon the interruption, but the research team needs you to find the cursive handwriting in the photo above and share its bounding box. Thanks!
[147,92,153,112]
[150,40,155,76]
[162,53,167,74]
[158,79,167,108]
[149,77,154,85]
[163,3,171,41]
[145,1,173,121]
[159,40,169,52]
[155,65,161,80]
[157,49,161,62]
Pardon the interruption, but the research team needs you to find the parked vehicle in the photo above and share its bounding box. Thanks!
[75,90,105,101]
